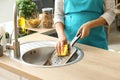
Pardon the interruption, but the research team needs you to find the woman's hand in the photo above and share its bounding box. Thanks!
[56,34,67,56]
[77,17,107,39]
[54,22,67,55]
[77,22,91,39]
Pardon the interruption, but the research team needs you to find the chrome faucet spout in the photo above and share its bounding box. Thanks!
[13,3,20,58]
[14,3,18,42]
[6,3,20,58]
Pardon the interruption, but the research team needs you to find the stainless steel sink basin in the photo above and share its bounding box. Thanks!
[22,47,54,66]
[18,27,37,38]
[19,41,84,67]
[42,29,58,38]
[8,41,84,67]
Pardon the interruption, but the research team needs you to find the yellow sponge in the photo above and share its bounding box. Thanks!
[58,44,69,57]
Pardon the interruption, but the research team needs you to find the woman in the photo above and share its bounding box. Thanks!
[54,0,115,54]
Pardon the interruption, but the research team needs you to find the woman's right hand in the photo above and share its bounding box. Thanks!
[56,34,67,56]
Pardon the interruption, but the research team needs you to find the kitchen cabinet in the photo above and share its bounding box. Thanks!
[0,68,20,80]
[0,68,28,80]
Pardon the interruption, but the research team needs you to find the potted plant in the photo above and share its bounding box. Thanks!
[0,35,3,57]
[17,0,39,19]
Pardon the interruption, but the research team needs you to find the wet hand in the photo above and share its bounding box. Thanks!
[55,34,67,56]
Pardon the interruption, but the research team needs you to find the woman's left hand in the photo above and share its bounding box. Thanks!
[77,22,91,39]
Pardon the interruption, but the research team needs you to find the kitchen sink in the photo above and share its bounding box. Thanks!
[42,29,58,38]
[18,28,37,38]
[20,41,84,67]
[8,41,84,67]
[47,32,58,38]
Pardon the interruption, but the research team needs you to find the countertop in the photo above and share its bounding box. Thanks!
[0,26,120,80]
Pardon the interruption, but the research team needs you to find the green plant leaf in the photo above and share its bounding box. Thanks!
[16,0,38,19]
[0,35,3,42]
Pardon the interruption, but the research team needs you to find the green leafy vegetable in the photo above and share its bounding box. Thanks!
[17,0,39,19]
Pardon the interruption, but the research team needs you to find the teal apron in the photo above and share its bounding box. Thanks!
[64,0,108,49]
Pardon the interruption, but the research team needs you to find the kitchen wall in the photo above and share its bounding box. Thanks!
[0,0,16,23]
[0,0,54,23]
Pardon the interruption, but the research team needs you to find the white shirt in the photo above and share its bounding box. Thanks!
[54,0,115,26]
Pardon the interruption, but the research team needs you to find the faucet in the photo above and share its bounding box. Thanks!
[6,3,20,58]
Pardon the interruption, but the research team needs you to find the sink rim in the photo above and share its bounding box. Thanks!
[10,41,84,68]
[21,48,84,68]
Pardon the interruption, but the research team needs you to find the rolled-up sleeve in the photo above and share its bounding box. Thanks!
[54,0,64,24]
[101,0,116,26]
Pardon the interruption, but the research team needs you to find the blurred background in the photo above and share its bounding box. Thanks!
[0,0,54,23]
